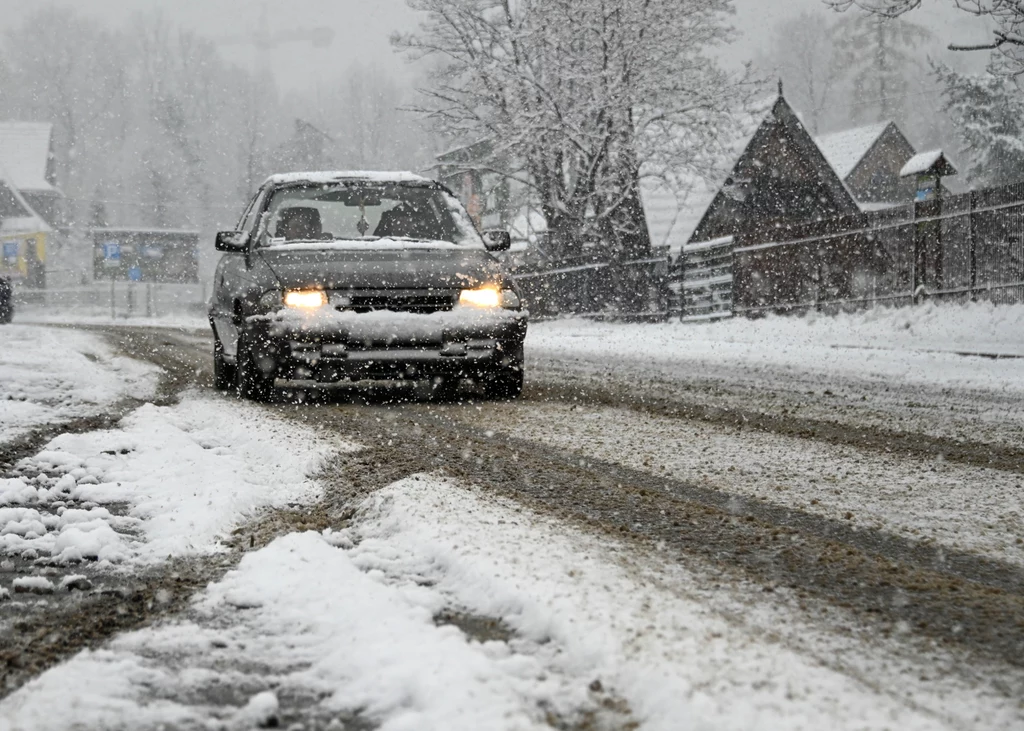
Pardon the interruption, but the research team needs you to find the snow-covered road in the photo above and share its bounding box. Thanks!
[2,306,1024,729]
[5,476,1017,730]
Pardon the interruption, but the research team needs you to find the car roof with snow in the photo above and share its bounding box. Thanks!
[263,171,435,188]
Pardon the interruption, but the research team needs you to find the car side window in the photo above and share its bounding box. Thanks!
[238,188,268,239]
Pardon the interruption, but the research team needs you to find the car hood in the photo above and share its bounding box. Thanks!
[258,244,507,291]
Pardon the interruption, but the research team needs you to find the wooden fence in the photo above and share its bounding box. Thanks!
[675,181,1024,319]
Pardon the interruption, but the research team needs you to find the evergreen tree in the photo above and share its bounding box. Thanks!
[934,64,1024,187]
[834,12,932,124]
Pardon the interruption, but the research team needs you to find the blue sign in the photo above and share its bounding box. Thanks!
[102,241,121,267]
[2,242,17,263]
[128,266,143,282]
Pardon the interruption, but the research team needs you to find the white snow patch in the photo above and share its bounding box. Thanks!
[264,170,430,186]
[900,149,946,177]
[13,311,209,331]
[11,576,53,594]
[0,325,159,443]
[0,393,353,565]
[528,301,1024,393]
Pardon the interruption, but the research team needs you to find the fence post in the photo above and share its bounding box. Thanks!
[912,201,922,305]
[968,190,978,301]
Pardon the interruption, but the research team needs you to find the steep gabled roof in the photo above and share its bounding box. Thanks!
[684,94,858,244]
[814,122,892,180]
[0,122,56,193]
[641,97,774,252]
[643,95,865,251]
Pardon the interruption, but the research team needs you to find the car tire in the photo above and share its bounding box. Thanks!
[236,328,277,402]
[212,338,236,391]
[484,362,524,400]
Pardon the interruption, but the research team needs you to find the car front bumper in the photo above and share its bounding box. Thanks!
[248,307,527,384]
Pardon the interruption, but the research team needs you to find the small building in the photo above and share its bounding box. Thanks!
[0,174,50,289]
[814,121,918,208]
[899,149,958,201]
[0,122,63,227]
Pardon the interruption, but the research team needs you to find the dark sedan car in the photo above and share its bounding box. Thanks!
[208,171,527,401]
[0,275,12,324]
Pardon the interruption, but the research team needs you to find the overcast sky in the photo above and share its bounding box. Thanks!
[0,0,994,91]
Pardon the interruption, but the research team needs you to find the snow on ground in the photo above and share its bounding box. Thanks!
[0,394,351,566]
[12,308,208,332]
[528,302,1024,393]
[459,401,1024,567]
[0,325,159,443]
[3,476,1016,731]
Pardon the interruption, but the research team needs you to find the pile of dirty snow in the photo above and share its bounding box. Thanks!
[0,325,159,443]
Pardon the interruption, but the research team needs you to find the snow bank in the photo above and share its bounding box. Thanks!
[0,394,351,565]
[4,477,1010,729]
[0,325,159,442]
[528,301,1024,392]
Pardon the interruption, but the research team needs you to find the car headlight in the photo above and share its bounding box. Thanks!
[283,289,328,309]
[459,286,520,309]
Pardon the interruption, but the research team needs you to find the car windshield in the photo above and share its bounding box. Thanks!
[260,183,482,247]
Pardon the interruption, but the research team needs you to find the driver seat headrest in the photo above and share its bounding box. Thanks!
[276,206,323,240]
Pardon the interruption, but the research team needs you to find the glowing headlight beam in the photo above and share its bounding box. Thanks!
[459,287,502,308]
[283,290,328,309]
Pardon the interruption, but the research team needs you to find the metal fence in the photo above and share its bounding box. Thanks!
[708,181,1024,318]
[13,282,209,320]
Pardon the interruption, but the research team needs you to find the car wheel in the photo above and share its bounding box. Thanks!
[236,328,277,402]
[213,338,236,391]
[484,363,524,400]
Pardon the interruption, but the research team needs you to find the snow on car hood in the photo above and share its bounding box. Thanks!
[258,241,506,291]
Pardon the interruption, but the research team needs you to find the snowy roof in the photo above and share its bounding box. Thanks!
[641,98,775,252]
[0,215,49,236]
[899,150,957,178]
[264,171,432,186]
[0,122,55,192]
[813,122,891,180]
[0,175,50,234]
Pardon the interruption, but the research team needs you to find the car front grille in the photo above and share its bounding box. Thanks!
[329,289,457,314]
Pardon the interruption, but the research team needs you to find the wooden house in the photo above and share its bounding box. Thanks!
[685,95,859,245]
[814,121,918,208]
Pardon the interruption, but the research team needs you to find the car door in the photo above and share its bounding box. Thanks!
[212,187,268,358]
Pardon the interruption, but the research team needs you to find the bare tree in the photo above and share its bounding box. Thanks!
[754,10,844,134]
[394,0,744,260]
[825,1,1024,76]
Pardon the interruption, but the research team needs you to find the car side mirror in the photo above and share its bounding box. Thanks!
[215,230,248,252]
[482,229,511,252]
